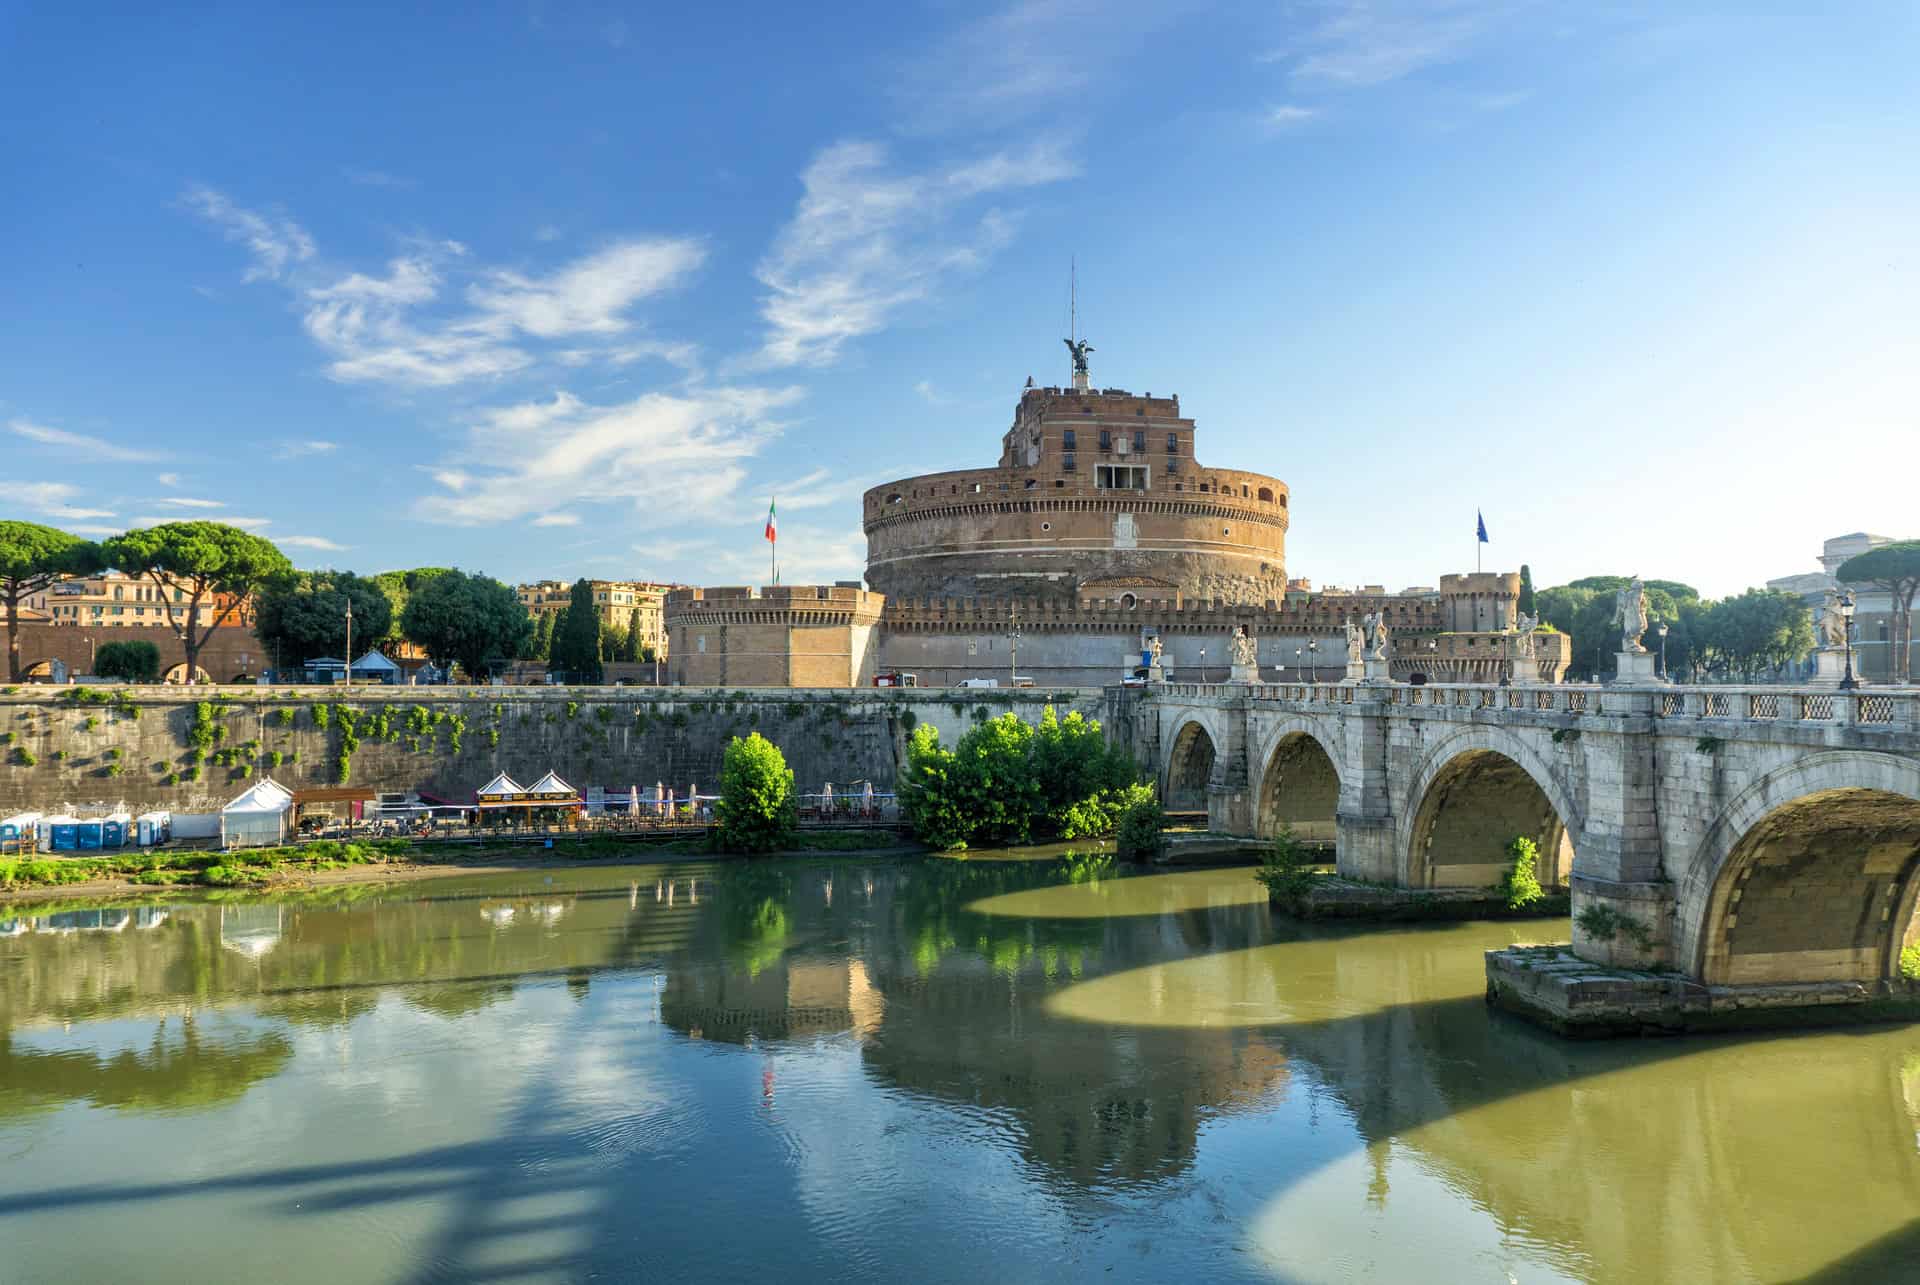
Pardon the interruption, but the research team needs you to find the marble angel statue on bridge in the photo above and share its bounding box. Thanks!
[1614,577,1649,654]
[1345,618,1365,666]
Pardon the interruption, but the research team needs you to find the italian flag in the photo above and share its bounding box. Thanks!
[764,497,777,543]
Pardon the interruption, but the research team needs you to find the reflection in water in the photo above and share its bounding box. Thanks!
[0,858,1916,1282]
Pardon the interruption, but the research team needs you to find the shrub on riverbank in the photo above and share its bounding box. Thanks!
[1114,788,1166,861]
[1254,828,1317,904]
[899,705,1144,850]
[1496,836,1546,909]
[716,733,798,854]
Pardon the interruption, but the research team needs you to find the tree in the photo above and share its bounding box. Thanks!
[716,732,798,853]
[368,568,453,651]
[1838,540,1920,683]
[620,610,644,662]
[600,622,630,665]
[102,522,291,685]
[549,578,602,683]
[529,611,554,662]
[1517,564,1535,618]
[1695,589,1815,680]
[399,569,532,680]
[254,570,394,667]
[0,521,103,682]
[93,639,160,683]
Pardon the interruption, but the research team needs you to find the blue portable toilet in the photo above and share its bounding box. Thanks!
[76,818,104,850]
[102,812,131,848]
[47,816,79,850]
[0,812,40,844]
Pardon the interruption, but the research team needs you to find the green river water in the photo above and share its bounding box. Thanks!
[1,855,1917,1282]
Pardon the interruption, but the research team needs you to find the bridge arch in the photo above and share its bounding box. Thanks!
[1402,726,1579,890]
[1683,752,1920,985]
[1253,717,1341,841]
[1163,717,1220,814]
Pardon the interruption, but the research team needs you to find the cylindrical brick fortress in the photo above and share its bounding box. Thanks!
[862,386,1288,606]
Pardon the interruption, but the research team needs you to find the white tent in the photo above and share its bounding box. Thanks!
[221,778,294,848]
[475,772,526,802]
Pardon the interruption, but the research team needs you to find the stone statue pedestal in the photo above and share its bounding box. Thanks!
[1362,657,1393,684]
[1146,662,1166,684]
[1344,660,1367,683]
[1611,650,1659,684]
[1230,662,1259,685]
[1807,648,1851,688]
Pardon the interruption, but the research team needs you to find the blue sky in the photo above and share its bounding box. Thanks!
[4,1,1916,598]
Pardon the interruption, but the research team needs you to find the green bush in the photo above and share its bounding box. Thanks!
[94,639,161,683]
[104,746,120,761]
[1114,787,1167,861]
[13,746,37,767]
[164,771,179,786]
[268,750,285,768]
[274,707,295,727]
[310,703,331,731]
[1496,836,1545,909]
[335,752,352,784]
[82,716,100,732]
[1901,944,1920,982]
[898,705,1142,850]
[1254,827,1317,902]
[716,733,798,854]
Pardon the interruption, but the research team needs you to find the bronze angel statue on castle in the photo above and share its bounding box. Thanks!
[1063,337,1094,376]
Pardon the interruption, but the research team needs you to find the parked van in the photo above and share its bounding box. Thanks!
[956,678,999,689]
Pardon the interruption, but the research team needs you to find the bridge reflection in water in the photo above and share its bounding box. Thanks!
[0,859,1914,1282]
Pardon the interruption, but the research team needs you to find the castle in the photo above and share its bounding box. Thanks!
[668,352,1565,687]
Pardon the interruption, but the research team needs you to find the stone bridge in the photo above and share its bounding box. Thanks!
[1125,680,1920,989]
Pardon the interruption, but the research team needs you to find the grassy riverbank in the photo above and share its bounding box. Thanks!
[0,830,911,897]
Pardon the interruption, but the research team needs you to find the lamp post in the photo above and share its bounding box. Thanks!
[1840,591,1857,690]
[1198,647,1207,684]
[1007,605,1022,688]
[1657,623,1669,681]
[344,597,353,688]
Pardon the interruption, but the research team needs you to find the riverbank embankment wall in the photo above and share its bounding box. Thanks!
[0,686,1109,816]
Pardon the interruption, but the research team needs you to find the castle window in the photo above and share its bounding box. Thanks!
[1098,429,1111,451]
[1258,487,1274,502]
[1132,430,1145,452]
[1054,479,1065,487]
[1024,478,1036,489]
[1121,593,1137,609]
[1041,522,1052,531]
[1097,464,1149,491]
[886,493,902,504]
[1063,429,1076,449]
[1063,453,1075,471]
[1166,432,1177,453]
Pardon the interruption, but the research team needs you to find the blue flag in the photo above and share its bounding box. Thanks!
[1476,511,1489,543]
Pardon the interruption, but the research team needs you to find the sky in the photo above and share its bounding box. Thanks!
[3,1,1916,599]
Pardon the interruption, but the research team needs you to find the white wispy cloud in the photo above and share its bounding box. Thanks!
[182,185,316,281]
[465,239,706,338]
[1275,0,1518,89]
[414,385,800,526]
[276,535,349,550]
[9,418,161,462]
[275,440,338,459]
[157,472,182,487]
[750,139,1077,368]
[1266,104,1321,130]
[532,513,581,527]
[17,481,116,522]
[891,0,1189,132]
[155,497,225,509]
[297,239,705,388]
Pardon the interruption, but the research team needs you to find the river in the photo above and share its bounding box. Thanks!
[1,855,1916,1282]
